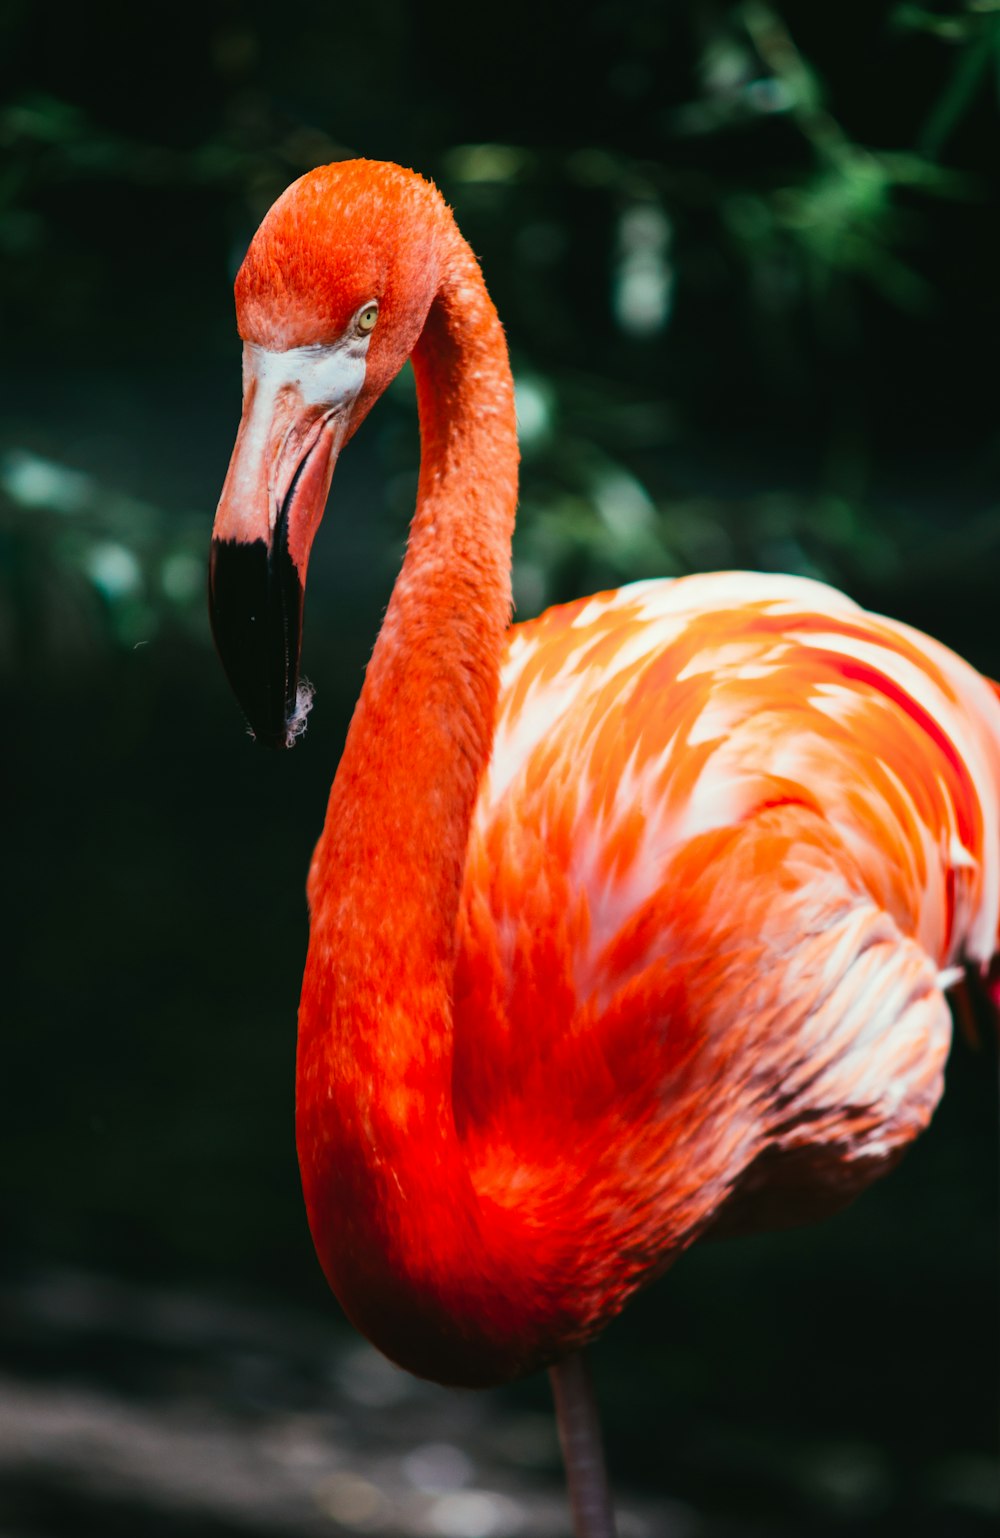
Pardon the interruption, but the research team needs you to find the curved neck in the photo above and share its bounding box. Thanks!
[331,234,518,940]
[296,231,531,1384]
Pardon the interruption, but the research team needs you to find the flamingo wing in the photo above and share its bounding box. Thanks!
[451,573,1000,1321]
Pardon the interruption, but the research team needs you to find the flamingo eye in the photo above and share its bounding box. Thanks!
[356,303,379,335]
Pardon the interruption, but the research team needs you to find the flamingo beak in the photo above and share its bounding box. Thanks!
[209,341,365,748]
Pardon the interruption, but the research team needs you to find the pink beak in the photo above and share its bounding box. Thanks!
[209,345,356,748]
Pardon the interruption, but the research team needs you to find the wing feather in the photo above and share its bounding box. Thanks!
[452,573,1000,1298]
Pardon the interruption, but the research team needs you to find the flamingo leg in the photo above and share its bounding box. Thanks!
[549,1352,618,1538]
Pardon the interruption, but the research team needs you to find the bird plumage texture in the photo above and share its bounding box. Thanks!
[456,573,1000,1315]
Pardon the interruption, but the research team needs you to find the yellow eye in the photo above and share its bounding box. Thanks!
[357,303,379,334]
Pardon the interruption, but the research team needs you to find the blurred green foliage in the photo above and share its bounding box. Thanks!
[1,0,998,671]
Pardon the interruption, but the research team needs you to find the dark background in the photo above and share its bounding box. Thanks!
[1,2,998,1534]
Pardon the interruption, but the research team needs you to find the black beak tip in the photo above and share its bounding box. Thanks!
[249,725,290,752]
[209,535,308,748]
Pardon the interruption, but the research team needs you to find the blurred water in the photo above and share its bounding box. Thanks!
[0,1266,696,1538]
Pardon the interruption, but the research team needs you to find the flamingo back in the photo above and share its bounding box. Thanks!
[452,573,1000,1328]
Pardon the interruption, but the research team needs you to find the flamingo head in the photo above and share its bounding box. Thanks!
[210,160,447,747]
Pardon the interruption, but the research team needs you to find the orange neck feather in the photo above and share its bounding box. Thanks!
[296,221,556,1384]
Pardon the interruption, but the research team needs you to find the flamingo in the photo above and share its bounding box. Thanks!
[209,159,1000,1537]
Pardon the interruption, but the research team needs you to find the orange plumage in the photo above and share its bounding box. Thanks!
[211,160,1000,1413]
[456,578,1000,1296]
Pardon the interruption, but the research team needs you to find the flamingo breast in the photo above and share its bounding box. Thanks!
[449,573,1000,1326]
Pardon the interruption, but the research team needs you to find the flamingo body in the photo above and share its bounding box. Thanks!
[211,161,1000,1401]
[454,572,1000,1330]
